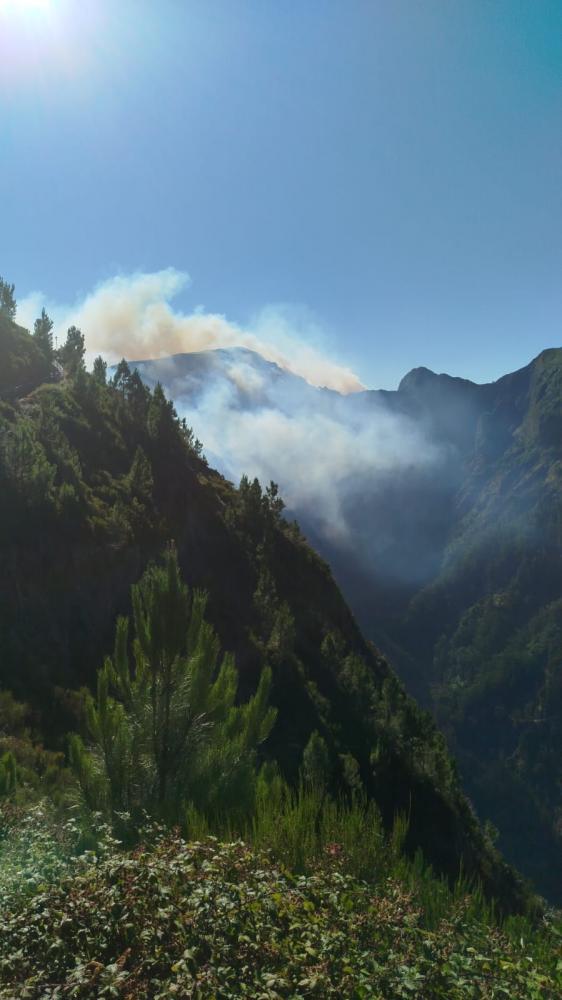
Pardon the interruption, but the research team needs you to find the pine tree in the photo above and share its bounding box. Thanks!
[302,731,331,791]
[179,418,204,458]
[0,277,16,320]
[128,446,154,502]
[112,358,132,396]
[69,546,276,824]
[1,420,56,509]
[33,308,54,364]
[265,480,285,521]
[123,369,151,422]
[92,356,107,385]
[58,325,85,375]
[230,477,287,551]
[147,382,176,442]
[253,564,295,664]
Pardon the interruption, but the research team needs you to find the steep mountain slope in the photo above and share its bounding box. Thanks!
[129,345,562,899]
[399,349,562,896]
[0,317,529,912]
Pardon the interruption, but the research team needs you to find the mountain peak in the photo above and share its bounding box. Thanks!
[397,366,480,395]
[397,366,439,392]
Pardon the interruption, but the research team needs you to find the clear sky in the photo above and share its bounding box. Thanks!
[2,0,561,389]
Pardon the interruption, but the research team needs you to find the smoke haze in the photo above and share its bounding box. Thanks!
[18,269,364,394]
[134,349,447,559]
[18,269,449,573]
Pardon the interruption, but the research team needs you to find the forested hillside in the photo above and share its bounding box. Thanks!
[0,299,529,911]
[127,343,562,902]
[2,284,562,997]
[396,349,562,898]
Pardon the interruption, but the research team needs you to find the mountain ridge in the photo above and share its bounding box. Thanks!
[125,343,562,396]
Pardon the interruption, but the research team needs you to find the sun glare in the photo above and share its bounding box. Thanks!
[1,0,107,93]
[0,0,54,17]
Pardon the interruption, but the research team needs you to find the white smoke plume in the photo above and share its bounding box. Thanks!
[18,269,364,394]
[138,350,446,548]
[188,390,442,542]
[18,269,446,567]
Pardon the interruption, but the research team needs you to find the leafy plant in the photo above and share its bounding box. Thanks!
[0,808,560,999]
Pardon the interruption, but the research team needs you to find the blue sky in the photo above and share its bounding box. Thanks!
[1,0,561,389]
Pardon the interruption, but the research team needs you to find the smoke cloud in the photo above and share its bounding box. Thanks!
[18,269,449,578]
[137,350,447,553]
[18,269,364,394]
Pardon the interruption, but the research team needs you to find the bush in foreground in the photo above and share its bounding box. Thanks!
[0,807,560,999]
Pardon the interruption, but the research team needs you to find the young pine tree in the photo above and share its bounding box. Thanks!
[69,546,276,825]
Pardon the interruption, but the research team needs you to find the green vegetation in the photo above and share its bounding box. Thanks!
[0,806,560,999]
[70,546,276,828]
[0,752,16,798]
[0,538,554,995]
[33,307,55,365]
[0,284,560,994]
[0,277,16,320]
[0,303,522,910]
[0,312,50,394]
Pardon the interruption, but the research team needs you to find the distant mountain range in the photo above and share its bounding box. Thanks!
[129,345,562,899]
